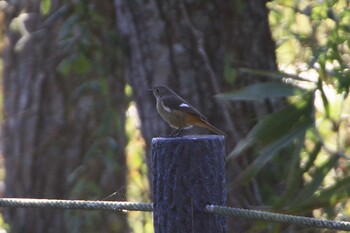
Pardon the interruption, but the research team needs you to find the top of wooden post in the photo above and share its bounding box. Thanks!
[152,135,225,142]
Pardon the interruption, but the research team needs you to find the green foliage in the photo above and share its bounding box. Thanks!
[232,97,313,184]
[222,0,350,230]
[40,0,52,15]
[57,2,124,140]
[57,2,122,77]
[58,53,91,75]
[53,1,132,232]
[223,52,237,85]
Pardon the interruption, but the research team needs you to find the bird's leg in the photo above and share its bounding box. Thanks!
[169,129,179,136]
[169,128,183,137]
[175,128,183,136]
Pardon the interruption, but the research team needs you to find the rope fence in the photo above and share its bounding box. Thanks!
[0,198,153,212]
[0,198,349,231]
[205,204,350,231]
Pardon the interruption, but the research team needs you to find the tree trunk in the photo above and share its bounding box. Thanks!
[2,1,129,232]
[115,0,280,232]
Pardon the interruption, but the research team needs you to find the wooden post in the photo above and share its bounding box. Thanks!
[152,135,227,233]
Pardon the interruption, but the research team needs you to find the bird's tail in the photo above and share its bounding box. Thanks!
[194,119,227,137]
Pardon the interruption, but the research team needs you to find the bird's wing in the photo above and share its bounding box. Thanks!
[162,95,208,121]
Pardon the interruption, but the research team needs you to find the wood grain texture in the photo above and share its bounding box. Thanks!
[152,136,227,233]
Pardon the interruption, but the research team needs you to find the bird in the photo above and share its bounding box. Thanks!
[149,85,226,136]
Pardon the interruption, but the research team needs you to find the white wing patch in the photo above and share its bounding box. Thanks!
[161,101,172,113]
[179,103,190,108]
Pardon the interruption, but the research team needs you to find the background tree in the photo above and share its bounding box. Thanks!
[1,1,129,232]
[115,0,283,232]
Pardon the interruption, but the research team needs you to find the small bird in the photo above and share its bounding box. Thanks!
[150,85,226,136]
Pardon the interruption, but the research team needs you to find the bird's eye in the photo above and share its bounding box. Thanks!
[155,88,159,94]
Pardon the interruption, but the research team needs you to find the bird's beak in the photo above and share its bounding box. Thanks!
[148,88,153,93]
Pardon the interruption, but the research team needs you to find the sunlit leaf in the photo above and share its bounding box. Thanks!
[288,155,339,208]
[315,175,350,204]
[238,68,311,81]
[301,143,322,173]
[311,4,328,20]
[217,82,305,101]
[40,0,51,15]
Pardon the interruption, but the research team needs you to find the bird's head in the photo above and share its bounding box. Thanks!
[149,85,172,98]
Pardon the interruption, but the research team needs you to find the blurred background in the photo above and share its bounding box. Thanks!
[0,0,349,232]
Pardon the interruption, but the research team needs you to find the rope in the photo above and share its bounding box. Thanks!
[0,198,153,212]
[0,198,349,231]
[205,204,350,231]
